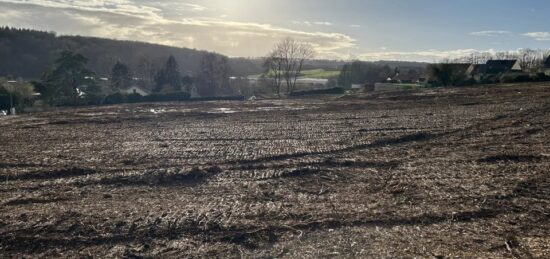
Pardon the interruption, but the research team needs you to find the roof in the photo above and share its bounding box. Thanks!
[471,64,487,74]
[544,56,550,68]
[444,64,472,74]
[485,60,519,74]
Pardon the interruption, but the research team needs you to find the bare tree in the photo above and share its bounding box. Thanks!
[262,54,284,97]
[517,49,540,72]
[267,38,314,95]
[0,78,36,111]
[195,53,231,97]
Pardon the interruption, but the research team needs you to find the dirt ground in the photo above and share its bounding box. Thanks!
[1,83,549,258]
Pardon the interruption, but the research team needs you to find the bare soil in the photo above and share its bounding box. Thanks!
[1,83,549,258]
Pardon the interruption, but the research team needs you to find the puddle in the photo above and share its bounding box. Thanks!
[208,108,238,114]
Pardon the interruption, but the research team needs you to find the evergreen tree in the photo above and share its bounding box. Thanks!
[41,51,95,105]
[154,55,182,92]
[111,61,131,91]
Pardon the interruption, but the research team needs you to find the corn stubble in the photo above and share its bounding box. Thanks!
[0,83,549,258]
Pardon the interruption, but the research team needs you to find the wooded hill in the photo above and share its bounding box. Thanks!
[0,27,263,79]
[0,27,429,80]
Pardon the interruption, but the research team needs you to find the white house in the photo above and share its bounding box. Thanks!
[122,86,150,96]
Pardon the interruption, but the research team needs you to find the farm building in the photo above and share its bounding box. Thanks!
[485,60,521,74]
[122,86,150,96]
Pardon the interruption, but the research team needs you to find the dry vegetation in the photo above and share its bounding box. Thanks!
[0,83,549,258]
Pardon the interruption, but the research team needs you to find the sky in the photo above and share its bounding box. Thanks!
[0,0,549,62]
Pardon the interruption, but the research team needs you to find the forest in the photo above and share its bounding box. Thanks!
[0,27,263,79]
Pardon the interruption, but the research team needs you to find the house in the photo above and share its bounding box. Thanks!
[445,64,473,75]
[485,60,521,74]
[122,86,150,96]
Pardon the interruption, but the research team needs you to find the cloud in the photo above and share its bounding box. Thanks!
[469,30,511,36]
[0,0,163,19]
[349,24,361,28]
[293,21,334,27]
[147,2,206,12]
[0,0,357,59]
[522,32,550,41]
[357,49,499,62]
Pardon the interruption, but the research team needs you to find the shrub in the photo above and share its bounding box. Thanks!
[0,87,14,110]
[103,93,126,105]
[84,94,104,105]
[144,92,190,102]
[289,87,345,97]
[126,93,143,103]
[481,75,500,84]
[190,96,245,102]
[535,73,550,82]
[501,74,534,83]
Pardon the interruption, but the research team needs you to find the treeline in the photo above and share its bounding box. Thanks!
[0,47,238,110]
[337,61,426,88]
[0,27,433,80]
[428,50,550,87]
[447,49,550,72]
[0,27,263,79]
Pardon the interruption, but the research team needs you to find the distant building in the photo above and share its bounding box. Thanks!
[485,60,521,74]
[122,86,150,96]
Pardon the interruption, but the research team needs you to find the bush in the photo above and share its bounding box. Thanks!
[501,74,534,83]
[0,88,15,110]
[126,93,143,103]
[189,96,245,102]
[535,73,550,82]
[102,92,191,105]
[480,75,500,85]
[289,87,345,97]
[144,92,190,102]
[84,94,104,105]
[456,78,477,86]
[103,93,126,105]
